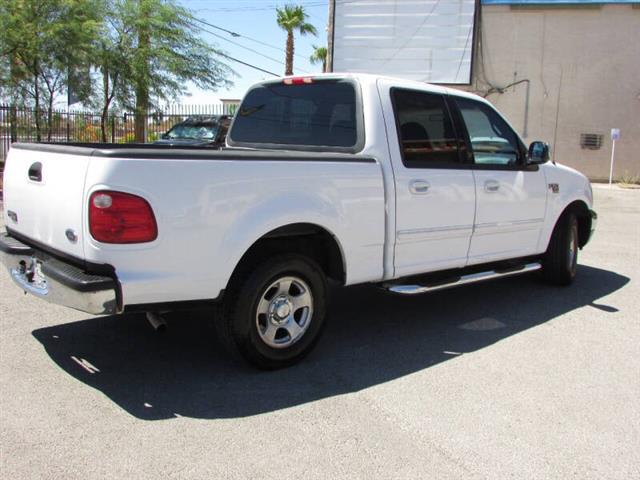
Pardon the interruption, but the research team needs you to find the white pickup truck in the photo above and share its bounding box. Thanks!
[1,74,596,369]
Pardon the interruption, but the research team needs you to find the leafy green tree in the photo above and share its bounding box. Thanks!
[0,0,100,140]
[1,0,234,143]
[101,0,234,142]
[91,1,133,142]
[276,5,317,76]
[310,45,328,73]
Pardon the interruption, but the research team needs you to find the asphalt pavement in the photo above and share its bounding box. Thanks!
[1,184,638,479]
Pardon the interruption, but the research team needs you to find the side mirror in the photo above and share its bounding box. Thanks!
[161,133,169,139]
[528,141,550,164]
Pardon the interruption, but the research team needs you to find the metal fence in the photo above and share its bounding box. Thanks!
[0,103,237,165]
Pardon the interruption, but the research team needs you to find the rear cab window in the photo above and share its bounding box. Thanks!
[228,78,363,152]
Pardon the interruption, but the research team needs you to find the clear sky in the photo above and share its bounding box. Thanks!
[178,0,330,104]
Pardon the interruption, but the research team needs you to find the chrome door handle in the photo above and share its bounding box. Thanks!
[409,180,430,194]
[484,180,500,192]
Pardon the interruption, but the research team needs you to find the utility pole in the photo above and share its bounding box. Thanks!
[326,0,335,72]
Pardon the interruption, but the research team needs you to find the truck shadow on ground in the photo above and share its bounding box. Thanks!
[32,265,628,421]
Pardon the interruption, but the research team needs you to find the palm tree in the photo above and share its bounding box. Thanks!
[276,5,317,76]
[310,45,328,73]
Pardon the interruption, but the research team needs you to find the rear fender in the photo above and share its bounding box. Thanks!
[218,192,346,286]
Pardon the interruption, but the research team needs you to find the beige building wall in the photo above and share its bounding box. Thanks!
[462,3,639,181]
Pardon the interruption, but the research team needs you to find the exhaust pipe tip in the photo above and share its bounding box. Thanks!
[146,311,168,333]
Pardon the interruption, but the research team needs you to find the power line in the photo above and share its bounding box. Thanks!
[190,16,241,38]
[186,19,311,75]
[215,51,279,77]
[188,15,310,62]
[162,22,280,77]
[185,1,328,13]
[186,19,313,74]
[182,0,365,12]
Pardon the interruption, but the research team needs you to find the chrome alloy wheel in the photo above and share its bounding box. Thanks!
[255,276,313,349]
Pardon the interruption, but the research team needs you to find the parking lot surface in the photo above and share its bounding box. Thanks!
[1,184,638,479]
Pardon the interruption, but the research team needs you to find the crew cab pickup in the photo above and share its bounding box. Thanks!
[0,74,597,369]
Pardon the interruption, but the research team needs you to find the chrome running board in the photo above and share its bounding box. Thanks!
[385,262,542,295]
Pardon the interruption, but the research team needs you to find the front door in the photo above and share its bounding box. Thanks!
[378,81,476,277]
[451,96,548,264]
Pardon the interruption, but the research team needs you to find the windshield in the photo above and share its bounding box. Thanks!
[166,124,218,140]
[229,79,359,149]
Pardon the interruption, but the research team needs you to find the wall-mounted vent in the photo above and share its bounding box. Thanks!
[580,133,603,150]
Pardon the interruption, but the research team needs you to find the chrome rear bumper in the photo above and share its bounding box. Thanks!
[0,233,119,315]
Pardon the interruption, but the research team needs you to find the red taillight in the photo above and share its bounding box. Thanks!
[283,76,313,85]
[89,190,157,244]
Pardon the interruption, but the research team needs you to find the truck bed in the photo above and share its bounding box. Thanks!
[3,142,386,307]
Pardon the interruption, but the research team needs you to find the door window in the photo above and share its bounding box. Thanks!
[391,89,461,168]
[454,97,523,167]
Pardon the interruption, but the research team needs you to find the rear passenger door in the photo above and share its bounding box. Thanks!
[378,82,476,277]
[451,96,548,264]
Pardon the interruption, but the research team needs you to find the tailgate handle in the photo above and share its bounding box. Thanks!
[28,162,42,182]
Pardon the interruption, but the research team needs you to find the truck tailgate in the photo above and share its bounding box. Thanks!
[2,145,91,259]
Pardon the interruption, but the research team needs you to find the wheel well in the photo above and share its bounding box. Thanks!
[230,223,346,285]
[560,200,591,248]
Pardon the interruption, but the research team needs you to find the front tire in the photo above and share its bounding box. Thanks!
[215,254,328,369]
[542,212,579,286]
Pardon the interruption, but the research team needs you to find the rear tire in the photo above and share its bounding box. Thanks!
[542,212,579,286]
[215,254,327,369]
